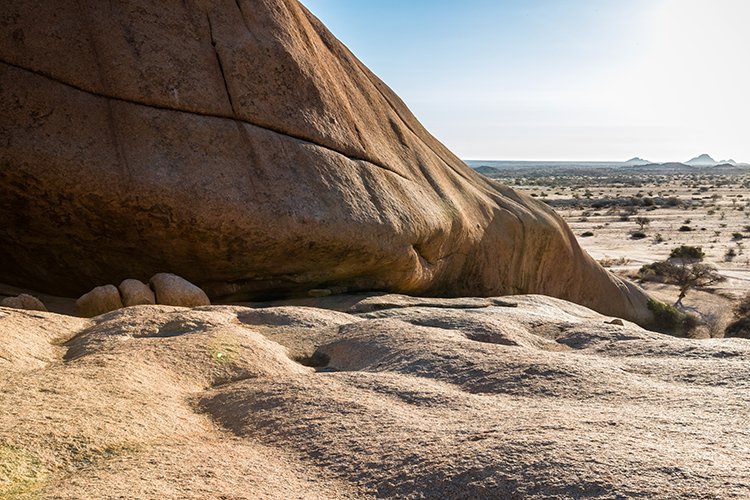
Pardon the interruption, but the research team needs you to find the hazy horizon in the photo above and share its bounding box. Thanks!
[463,155,746,163]
[301,0,750,163]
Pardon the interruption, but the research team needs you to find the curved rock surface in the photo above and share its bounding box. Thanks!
[75,284,123,318]
[118,279,155,307]
[150,273,211,308]
[0,0,652,325]
[1,295,748,498]
[0,293,46,312]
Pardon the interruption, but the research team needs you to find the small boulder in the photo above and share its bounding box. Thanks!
[119,279,156,307]
[0,293,47,312]
[606,319,625,326]
[76,285,123,317]
[149,273,210,307]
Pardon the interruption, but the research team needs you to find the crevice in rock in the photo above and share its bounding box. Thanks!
[292,351,331,369]
[412,244,435,267]
[72,0,134,186]
[206,13,237,116]
[0,59,411,182]
[208,373,258,390]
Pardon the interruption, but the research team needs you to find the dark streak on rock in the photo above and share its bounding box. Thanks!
[206,13,237,116]
[0,58,411,183]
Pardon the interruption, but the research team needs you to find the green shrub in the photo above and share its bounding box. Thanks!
[638,262,667,282]
[631,231,647,239]
[647,299,698,337]
[669,245,705,261]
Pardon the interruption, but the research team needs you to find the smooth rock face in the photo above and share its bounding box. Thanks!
[150,273,210,307]
[118,279,155,307]
[1,295,748,498]
[75,285,123,318]
[0,293,47,311]
[0,0,652,325]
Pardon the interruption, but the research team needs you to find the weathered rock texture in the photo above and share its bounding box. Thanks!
[0,293,46,312]
[118,279,155,307]
[150,273,210,307]
[0,0,652,325]
[1,295,748,498]
[75,285,123,318]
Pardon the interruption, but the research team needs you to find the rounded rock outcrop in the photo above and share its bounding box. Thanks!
[76,285,123,318]
[118,279,156,307]
[0,293,47,312]
[150,273,210,308]
[0,0,653,326]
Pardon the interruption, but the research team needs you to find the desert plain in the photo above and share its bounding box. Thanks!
[473,161,750,338]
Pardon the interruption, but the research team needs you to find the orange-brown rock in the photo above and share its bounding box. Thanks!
[76,285,124,318]
[118,279,156,307]
[0,293,47,312]
[0,0,653,325]
[150,273,210,307]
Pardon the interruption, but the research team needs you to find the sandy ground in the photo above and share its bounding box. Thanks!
[2,294,749,498]
[503,172,750,335]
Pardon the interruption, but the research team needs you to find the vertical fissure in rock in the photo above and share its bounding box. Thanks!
[206,13,237,116]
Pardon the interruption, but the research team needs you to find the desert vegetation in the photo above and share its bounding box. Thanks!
[475,164,750,337]
[725,293,750,338]
[638,245,723,301]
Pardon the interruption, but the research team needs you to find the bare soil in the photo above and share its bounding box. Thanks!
[495,169,750,335]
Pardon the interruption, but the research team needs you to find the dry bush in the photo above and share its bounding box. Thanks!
[722,293,750,339]
[701,310,732,338]
[599,257,631,267]
[734,293,750,318]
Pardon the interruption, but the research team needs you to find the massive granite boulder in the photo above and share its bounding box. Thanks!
[0,0,653,324]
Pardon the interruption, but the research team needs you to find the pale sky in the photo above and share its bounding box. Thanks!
[301,0,750,162]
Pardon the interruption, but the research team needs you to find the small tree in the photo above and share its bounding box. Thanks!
[635,216,650,231]
[661,261,725,306]
[639,246,725,306]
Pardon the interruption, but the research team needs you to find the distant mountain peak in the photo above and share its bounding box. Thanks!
[685,153,717,166]
[624,157,650,165]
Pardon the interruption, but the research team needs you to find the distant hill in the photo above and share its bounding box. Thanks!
[466,158,750,173]
[624,157,650,166]
[685,154,717,166]
[474,165,501,175]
